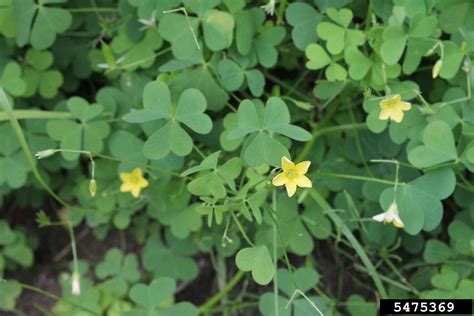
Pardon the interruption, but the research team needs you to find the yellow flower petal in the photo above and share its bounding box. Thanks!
[379,99,390,109]
[391,109,404,123]
[296,175,312,188]
[131,187,141,198]
[285,181,297,197]
[393,94,401,103]
[120,182,132,192]
[295,161,311,175]
[272,173,287,186]
[400,101,411,111]
[378,109,390,120]
[120,172,131,182]
[281,156,294,172]
[132,168,142,177]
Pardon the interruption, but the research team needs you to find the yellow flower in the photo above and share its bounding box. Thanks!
[272,156,312,197]
[372,202,404,228]
[378,94,411,123]
[120,168,149,198]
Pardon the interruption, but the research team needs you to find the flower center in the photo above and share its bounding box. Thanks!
[286,169,298,180]
[130,175,141,184]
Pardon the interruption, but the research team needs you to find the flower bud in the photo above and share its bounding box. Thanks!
[89,179,97,197]
[432,60,442,79]
[35,149,56,159]
[71,272,81,296]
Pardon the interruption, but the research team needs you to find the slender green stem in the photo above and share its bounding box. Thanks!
[67,7,117,13]
[272,189,279,316]
[319,172,402,186]
[3,280,99,314]
[118,47,172,70]
[0,88,70,208]
[308,189,388,298]
[0,110,73,121]
[230,211,255,247]
[383,257,420,295]
[199,270,246,313]
[286,290,323,316]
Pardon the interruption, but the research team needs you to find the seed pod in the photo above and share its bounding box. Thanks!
[89,179,97,197]
[432,60,442,79]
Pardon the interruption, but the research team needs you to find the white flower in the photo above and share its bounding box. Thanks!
[138,10,156,30]
[35,149,56,159]
[261,0,276,16]
[71,272,81,296]
[372,201,404,228]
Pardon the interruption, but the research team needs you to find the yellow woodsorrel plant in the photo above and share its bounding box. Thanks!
[0,0,473,315]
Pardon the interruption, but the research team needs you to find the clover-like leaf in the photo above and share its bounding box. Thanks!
[123,80,212,160]
[13,0,72,50]
[182,151,242,198]
[317,8,365,55]
[286,2,322,50]
[235,246,275,285]
[23,48,63,98]
[0,124,29,188]
[408,120,458,168]
[380,168,456,235]
[0,62,26,97]
[228,98,311,166]
[47,97,110,160]
[129,277,175,310]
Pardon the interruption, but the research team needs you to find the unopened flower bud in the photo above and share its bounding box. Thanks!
[89,179,97,197]
[35,149,56,159]
[71,272,81,296]
[432,60,442,79]
[424,48,435,56]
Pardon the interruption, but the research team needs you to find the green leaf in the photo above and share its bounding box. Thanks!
[423,239,453,263]
[0,281,22,311]
[158,13,201,61]
[263,97,312,141]
[217,59,244,91]
[235,246,275,285]
[1,62,26,97]
[305,44,331,70]
[227,100,261,139]
[344,47,373,80]
[244,133,289,167]
[286,2,321,50]
[0,220,15,245]
[14,0,72,49]
[144,121,193,159]
[381,26,407,65]
[380,168,456,234]
[254,26,286,68]
[202,10,234,51]
[175,88,212,134]
[129,277,175,309]
[408,120,458,168]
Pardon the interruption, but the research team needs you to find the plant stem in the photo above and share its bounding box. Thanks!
[308,189,388,298]
[199,270,246,313]
[0,88,70,208]
[319,172,401,186]
[0,110,73,121]
[66,7,118,13]
[3,280,99,315]
[272,189,279,316]
[230,211,255,247]
[67,7,117,13]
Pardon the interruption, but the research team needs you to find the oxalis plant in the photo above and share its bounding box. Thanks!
[0,0,473,315]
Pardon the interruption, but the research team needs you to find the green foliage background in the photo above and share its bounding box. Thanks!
[0,0,473,315]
